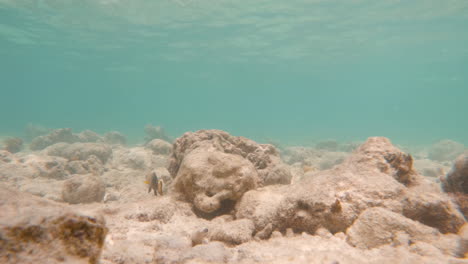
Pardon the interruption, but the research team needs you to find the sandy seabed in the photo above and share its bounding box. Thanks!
[1,127,467,264]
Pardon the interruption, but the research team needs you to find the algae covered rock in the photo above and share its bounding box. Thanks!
[441,153,468,193]
[0,185,107,264]
[440,153,468,220]
[62,174,106,204]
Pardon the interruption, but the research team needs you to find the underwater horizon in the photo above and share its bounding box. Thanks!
[1,0,467,146]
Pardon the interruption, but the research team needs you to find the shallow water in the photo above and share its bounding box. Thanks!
[1,0,467,145]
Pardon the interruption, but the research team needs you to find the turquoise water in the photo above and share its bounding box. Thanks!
[1,0,467,145]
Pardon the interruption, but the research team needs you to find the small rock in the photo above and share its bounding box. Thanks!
[62,174,106,204]
[103,131,126,145]
[2,137,23,153]
[146,138,172,155]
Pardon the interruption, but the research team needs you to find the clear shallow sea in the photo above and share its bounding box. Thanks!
[0,0,467,146]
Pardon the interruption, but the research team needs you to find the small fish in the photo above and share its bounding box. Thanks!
[191,227,209,246]
[144,171,163,196]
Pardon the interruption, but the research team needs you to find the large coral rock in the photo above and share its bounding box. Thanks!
[442,154,468,193]
[62,174,106,204]
[174,147,258,215]
[169,129,292,186]
[346,207,463,256]
[44,142,112,163]
[0,185,107,264]
[236,137,465,236]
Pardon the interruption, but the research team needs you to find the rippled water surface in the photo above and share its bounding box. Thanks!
[1,0,467,145]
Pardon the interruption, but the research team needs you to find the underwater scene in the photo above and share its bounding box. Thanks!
[1,0,468,263]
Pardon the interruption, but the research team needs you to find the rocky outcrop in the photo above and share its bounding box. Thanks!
[441,154,468,219]
[236,137,465,237]
[29,128,127,151]
[29,128,77,151]
[0,185,107,264]
[169,129,292,186]
[346,207,463,256]
[146,139,172,155]
[2,137,23,153]
[44,142,112,163]
[62,174,106,204]
[174,147,259,216]
[208,218,255,245]
[103,131,126,145]
[76,130,102,143]
[144,124,172,143]
[22,154,70,179]
[65,155,104,175]
[442,154,468,193]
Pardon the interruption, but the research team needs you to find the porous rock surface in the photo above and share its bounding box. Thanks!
[169,129,292,186]
[62,174,106,204]
[236,137,465,237]
[346,207,463,256]
[0,185,107,264]
[173,147,259,215]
